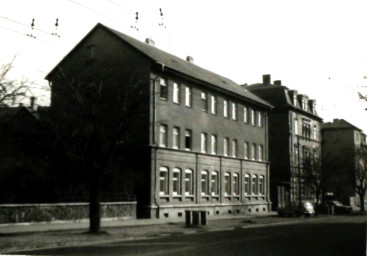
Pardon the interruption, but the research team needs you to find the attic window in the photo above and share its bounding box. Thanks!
[87,45,96,60]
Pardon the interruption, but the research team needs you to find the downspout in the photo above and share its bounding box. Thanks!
[152,62,165,218]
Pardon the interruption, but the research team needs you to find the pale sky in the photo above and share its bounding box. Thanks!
[1,0,367,132]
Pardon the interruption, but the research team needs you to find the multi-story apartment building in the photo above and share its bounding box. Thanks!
[321,119,366,206]
[246,75,322,210]
[46,23,272,218]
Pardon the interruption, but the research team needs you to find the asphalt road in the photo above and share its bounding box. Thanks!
[15,216,367,256]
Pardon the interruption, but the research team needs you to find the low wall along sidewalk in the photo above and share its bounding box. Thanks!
[0,202,137,224]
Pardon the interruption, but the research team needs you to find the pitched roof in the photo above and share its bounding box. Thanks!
[46,23,271,108]
[246,82,321,120]
[322,119,362,131]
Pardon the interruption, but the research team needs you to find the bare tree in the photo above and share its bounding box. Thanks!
[0,57,30,107]
[354,147,367,212]
[48,64,148,233]
[303,149,332,214]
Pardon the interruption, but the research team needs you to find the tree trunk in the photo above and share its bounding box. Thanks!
[359,192,365,212]
[89,172,101,233]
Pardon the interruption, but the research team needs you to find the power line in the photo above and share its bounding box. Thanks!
[0,16,72,42]
[104,0,134,14]
[0,24,66,48]
[68,0,108,17]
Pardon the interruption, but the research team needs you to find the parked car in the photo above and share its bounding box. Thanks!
[277,201,315,217]
[318,200,352,214]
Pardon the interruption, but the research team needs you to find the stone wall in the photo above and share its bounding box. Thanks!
[0,202,136,224]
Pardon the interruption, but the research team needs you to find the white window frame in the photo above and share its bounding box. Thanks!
[259,175,265,195]
[211,135,217,155]
[160,78,168,100]
[224,137,229,156]
[172,168,181,196]
[252,174,258,195]
[233,173,239,196]
[244,142,249,160]
[251,109,255,125]
[251,143,256,160]
[211,171,219,196]
[184,169,194,196]
[159,124,167,147]
[201,132,207,153]
[173,127,180,149]
[232,139,237,158]
[244,174,250,195]
[185,86,192,107]
[201,91,208,112]
[223,100,228,118]
[201,170,209,196]
[257,111,262,127]
[231,102,237,120]
[211,95,217,114]
[295,119,299,135]
[224,172,231,196]
[258,145,263,161]
[159,167,168,196]
[173,82,180,104]
[243,107,248,123]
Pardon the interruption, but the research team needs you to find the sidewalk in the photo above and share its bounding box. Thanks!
[0,213,355,254]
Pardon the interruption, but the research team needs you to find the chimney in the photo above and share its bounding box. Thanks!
[263,74,271,84]
[274,80,282,85]
[145,37,155,46]
[186,56,194,63]
[30,96,36,111]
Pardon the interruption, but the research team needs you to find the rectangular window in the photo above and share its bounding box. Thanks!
[252,175,258,195]
[185,86,192,107]
[294,145,299,166]
[159,124,167,147]
[223,100,228,118]
[173,127,180,149]
[232,139,237,157]
[231,102,237,120]
[244,142,249,159]
[224,137,229,156]
[251,143,256,160]
[302,122,311,139]
[173,82,180,104]
[243,107,248,123]
[160,78,168,100]
[295,119,299,135]
[258,145,263,161]
[211,95,217,114]
[224,172,231,196]
[185,130,192,151]
[313,125,318,140]
[172,168,181,196]
[244,174,250,195]
[211,135,217,155]
[259,176,264,195]
[257,111,262,127]
[211,171,219,195]
[201,132,207,153]
[87,45,96,60]
[185,169,193,195]
[201,170,209,195]
[233,173,239,196]
[251,109,255,125]
[159,167,168,195]
[201,92,208,111]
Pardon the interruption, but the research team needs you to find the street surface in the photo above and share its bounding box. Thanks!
[15,216,366,256]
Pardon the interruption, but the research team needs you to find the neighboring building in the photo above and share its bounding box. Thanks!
[321,119,366,206]
[45,23,273,219]
[246,75,322,210]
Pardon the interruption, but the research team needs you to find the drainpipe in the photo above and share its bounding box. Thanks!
[152,62,165,218]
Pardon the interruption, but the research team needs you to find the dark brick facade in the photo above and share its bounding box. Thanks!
[46,24,272,219]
